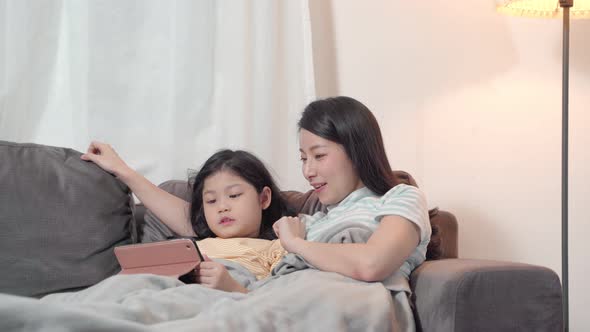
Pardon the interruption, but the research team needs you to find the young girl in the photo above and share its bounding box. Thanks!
[273,96,431,284]
[81,146,293,293]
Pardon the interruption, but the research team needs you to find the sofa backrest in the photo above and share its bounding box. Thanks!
[0,141,135,297]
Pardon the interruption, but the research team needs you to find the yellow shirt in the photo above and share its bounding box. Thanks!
[197,238,286,280]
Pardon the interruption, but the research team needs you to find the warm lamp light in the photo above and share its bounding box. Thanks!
[496,1,588,331]
[498,0,590,18]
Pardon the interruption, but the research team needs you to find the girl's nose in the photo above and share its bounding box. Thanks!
[218,201,230,213]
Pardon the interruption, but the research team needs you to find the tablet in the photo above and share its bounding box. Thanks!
[114,238,203,278]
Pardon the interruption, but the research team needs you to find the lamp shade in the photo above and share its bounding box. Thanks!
[497,0,590,18]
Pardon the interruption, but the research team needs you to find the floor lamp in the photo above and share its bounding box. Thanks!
[496,1,590,331]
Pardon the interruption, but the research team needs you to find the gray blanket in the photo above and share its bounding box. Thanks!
[0,222,416,331]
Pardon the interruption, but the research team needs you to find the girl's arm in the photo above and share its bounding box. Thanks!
[274,215,420,282]
[81,141,195,237]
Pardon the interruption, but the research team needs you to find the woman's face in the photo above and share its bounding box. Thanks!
[299,129,364,205]
[202,170,271,238]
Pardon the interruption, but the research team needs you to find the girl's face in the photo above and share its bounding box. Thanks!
[299,129,364,205]
[202,170,271,239]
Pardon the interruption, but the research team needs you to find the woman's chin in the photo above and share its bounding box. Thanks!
[318,193,348,206]
[317,195,335,206]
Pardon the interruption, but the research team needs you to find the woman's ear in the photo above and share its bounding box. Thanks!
[259,186,272,210]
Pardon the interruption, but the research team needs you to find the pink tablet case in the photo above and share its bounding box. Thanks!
[114,239,202,278]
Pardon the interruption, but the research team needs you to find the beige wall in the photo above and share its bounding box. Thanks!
[309,0,590,330]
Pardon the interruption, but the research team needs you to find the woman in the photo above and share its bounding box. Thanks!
[273,96,431,283]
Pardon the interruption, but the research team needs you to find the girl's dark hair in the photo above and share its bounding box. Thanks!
[298,96,395,196]
[189,149,294,240]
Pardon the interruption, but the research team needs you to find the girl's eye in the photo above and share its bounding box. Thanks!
[314,154,326,160]
[229,193,242,199]
[205,199,216,204]
[300,156,307,163]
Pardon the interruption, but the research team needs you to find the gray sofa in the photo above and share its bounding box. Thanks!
[0,141,563,331]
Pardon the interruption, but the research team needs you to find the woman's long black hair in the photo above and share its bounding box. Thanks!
[298,96,395,195]
[189,149,294,240]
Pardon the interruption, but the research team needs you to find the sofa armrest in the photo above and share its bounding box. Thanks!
[410,259,563,332]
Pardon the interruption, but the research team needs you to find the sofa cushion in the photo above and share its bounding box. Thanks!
[0,141,135,297]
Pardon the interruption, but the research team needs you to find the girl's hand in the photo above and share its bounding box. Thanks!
[80,141,131,177]
[273,216,306,253]
[196,256,247,293]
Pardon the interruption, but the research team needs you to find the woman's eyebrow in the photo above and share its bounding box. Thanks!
[299,144,327,153]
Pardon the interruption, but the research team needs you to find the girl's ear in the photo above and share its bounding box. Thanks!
[259,186,272,210]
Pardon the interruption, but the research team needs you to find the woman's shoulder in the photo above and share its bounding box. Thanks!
[378,184,431,239]
[333,185,424,211]
[381,183,425,202]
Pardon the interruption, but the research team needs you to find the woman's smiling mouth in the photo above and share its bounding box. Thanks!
[312,182,327,193]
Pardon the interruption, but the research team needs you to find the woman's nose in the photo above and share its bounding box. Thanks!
[303,161,316,180]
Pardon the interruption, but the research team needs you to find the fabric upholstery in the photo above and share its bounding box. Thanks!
[426,209,458,259]
[410,259,563,332]
[0,141,134,297]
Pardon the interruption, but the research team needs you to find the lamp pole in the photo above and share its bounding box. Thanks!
[559,1,572,331]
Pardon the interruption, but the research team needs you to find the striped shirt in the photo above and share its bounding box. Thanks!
[197,237,286,280]
[302,184,431,279]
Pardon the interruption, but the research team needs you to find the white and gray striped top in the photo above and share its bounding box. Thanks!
[302,184,431,279]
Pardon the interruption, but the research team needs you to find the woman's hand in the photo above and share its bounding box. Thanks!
[80,141,131,178]
[196,256,247,293]
[273,216,306,253]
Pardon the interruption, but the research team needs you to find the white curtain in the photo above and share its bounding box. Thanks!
[0,0,315,192]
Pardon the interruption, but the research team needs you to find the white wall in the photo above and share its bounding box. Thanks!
[309,0,589,330]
